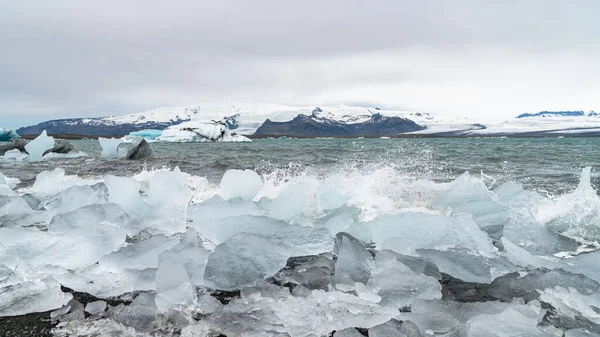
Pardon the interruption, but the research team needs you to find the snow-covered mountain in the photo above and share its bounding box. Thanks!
[14,103,600,138]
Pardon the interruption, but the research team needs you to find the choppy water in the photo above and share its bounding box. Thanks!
[0,138,597,195]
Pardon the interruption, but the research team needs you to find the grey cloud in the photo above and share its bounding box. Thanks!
[1,0,599,125]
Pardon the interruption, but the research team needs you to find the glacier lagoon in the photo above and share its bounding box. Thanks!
[1,138,600,336]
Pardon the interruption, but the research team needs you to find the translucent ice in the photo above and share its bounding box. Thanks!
[155,260,195,312]
[204,233,291,290]
[464,303,549,337]
[411,299,513,323]
[0,277,72,316]
[333,232,374,285]
[396,312,461,335]
[367,250,441,308]
[100,234,179,272]
[219,169,262,200]
[145,167,191,233]
[204,289,398,336]
[41,184,104,214]
[3,149,27,161]
[369,212,496,256]
[48,203,131,234]
[84,300,107,315]
[432,172,509,235]
[104,175,151,220]
[266,182,312,222]
[270,253,335,290]
[368,319,405,337]
[318,175,350,210]
[157,228,210,287]
[213,215,334,256]
[417,247,515,283]
[488,268,599,302]
[24,130,55,161]
[98,137,124,158]
[537,167,600,242]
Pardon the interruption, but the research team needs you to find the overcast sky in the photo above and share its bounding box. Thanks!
[1,0,600,128]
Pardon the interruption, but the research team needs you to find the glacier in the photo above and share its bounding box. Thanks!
[1,166,600,336]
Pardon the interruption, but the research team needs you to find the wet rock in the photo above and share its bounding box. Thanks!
[125,139,155,160]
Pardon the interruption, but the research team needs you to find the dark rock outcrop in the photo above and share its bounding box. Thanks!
[254,113,424,137]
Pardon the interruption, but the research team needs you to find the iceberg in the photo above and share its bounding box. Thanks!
[24,130,55,161]
[127,129,164,140]
[98,137,124,158]
[157,121,251,142]
[0,128,19,142]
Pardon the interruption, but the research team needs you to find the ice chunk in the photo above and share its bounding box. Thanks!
[417,247,515,283]
[496,182,577,255]
[314,207,358,236]
[334,328,365,337]
[213,215,334,256]
[33,220,126,270]
[85,300,107,315]
[41,184,104,214]
[270,253,335,290]
[32,168,68,196]
[204,289,398,336]
[266,182,312,222]
[412,299,513,324]
[219,169,262,200]
[561,250,600,284]
[51,299,85,322]
[53,264,135,298]
[145,167,191,233]
[187,196,261,241]
[204,233,291,290]
[48,203,131,234]
[465,304,549,337]
[107,293,168,333]
[318,175,350,210]
[98,137,124,158]
[0,277,72,316]
[333,232,374,285]
[537,167,600,242]
[100,234,179,272]
[24,130,55,161]
[488,268,599,302]
[158,228,210,286]
[396,312,461,335]
[566,329,600,337]
[368,319,404,337]
[155,260,196,312]
[432,172,509,235]
[367,250,441,308]
[539,287,600,328]
[370,212,496,256]
[104,175,151,220]
[3,149,27,161]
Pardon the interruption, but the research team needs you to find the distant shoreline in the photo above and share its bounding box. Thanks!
[14,133,600,140]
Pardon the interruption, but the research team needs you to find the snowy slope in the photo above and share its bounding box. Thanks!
[16,102,600,137]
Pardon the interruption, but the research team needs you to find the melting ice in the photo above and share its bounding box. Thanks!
[1,164,600,336]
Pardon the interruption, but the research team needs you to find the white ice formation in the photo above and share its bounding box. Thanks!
[24,130,55,161]
[98,137,124,158]
[0,166,600,336]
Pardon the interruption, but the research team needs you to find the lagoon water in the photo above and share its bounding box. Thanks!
[1,138,597,195]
